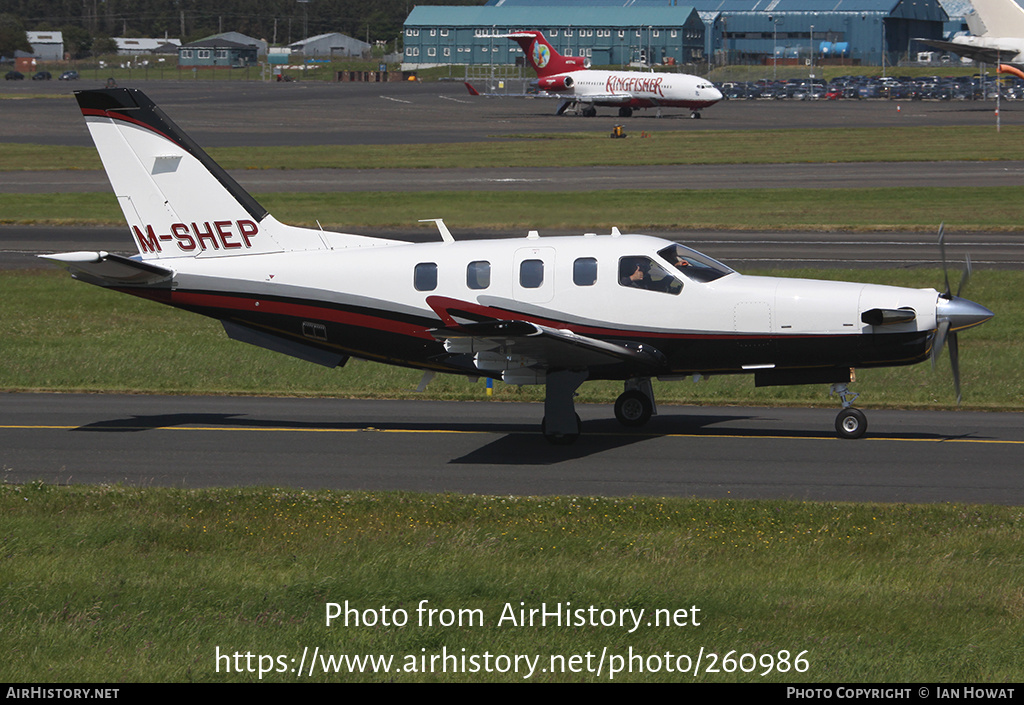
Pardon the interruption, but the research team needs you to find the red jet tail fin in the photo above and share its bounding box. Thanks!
[505,31,588,77]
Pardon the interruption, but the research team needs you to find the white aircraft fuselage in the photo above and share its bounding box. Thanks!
[44,88,992,443]
[536,68,722,112]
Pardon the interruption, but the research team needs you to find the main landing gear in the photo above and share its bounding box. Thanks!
[614,378,656,427]
[831,383,867,439]
[541,374,657,444]
[541,370,588,444]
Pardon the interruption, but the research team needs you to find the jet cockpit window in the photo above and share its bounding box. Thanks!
[657,244,733,283]
[414,262,437,291]
[618,256,682,295]
[467,260,491,290]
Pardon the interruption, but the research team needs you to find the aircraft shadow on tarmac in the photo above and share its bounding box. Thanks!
[69,410,983,466]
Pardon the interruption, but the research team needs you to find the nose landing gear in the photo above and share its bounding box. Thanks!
[831,382,867,439]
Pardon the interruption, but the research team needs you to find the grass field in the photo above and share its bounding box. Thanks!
[4,125,1024,172]
[2,484,1022,682]
[7,186,1024,232]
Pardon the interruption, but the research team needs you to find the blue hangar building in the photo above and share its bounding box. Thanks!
[401,0,949,69]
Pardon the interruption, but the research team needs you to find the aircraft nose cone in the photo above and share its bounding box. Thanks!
[709,86,723,102]
[936,296,994,331]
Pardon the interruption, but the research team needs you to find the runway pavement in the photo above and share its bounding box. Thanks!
[2,393,1022,504]
[2,79,1022,147]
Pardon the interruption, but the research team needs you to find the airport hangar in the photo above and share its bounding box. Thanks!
[401,0,948,71]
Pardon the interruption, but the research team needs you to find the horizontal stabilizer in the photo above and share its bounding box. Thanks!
[39,251,173,286]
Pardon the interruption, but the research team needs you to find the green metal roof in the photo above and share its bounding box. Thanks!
[405,5,701,28]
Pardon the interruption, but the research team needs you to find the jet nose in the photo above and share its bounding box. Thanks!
[709,85,723,103]
[936,295,994,332]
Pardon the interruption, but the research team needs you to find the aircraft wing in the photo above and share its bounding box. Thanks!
[576,93,633,105]
[464,81,561,99]
[39,251,173,286]
[915,37,1022,64]
[426,296,666,371]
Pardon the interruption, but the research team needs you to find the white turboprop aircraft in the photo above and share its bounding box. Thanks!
[44,89,992,443]
[499,30,722,118]
[916,0,1024,66]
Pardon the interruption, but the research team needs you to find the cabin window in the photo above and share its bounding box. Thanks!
[573,257,597,286]
[618,256,682,295]
[414,262,437,291]
[467,260,490,289]
[520,259,544,288]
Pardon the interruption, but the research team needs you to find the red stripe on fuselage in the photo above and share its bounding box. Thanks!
[119,287,436,340]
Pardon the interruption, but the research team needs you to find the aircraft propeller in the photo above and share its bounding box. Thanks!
[932,224,992,404]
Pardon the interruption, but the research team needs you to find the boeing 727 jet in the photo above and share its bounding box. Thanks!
[502,30,722,118]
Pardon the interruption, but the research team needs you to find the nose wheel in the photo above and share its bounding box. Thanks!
[830,382,866,439]
[835,407,867,439]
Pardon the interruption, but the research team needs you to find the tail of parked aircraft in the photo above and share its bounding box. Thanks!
[965,0,1024,37]
[75,89,388,261]
[504,31,588,77]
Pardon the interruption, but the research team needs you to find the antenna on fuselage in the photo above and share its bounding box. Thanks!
[419,218,455,243]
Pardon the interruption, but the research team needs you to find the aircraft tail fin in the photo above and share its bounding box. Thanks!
[966,0,1024,37]
[76,88,368,261]
[504,31,588,77]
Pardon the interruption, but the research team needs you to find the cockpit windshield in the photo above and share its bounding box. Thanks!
[657,243,734,283]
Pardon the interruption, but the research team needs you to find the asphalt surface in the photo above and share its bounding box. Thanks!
[3,79,1021,500]
[3,394,1023,504]
[3,78,1023,146]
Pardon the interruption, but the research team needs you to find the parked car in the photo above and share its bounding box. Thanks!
[4,70,24,80]
[32,71,52,80]
[59,70,79,81]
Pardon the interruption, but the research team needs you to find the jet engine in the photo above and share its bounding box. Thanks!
[537,75,574,91]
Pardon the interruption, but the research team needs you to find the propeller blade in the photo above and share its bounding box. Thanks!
[938,223,951,297]
[957,252,972,298]
[949,331,961,405]
[931,319,950,369]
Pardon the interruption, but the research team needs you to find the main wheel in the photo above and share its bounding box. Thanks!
[541,414,582,445]
[614,390,653,427]
[835,408,867,439]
